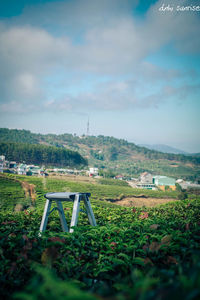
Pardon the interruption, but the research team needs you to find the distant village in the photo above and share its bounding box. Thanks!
[1,155,199,191]
[0,155,47,177]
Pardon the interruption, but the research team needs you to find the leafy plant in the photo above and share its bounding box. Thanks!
[14,267,97,300]
[0,174,200,300]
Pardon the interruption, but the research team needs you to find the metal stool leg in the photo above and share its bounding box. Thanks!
[39,199,52,232]
[84,195,97,226]
[70,194,81,233]
[55,200,68,232]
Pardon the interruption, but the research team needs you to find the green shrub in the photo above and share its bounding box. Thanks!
[14,267,97,300]
[178,191,188,200]
[1,174,200,300]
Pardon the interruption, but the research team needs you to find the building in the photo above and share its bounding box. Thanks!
[136,183,156,190]
[0,155,5,173]
[9,161,17,168]
[0,155,5,161]
[29,166,43,175]
[176,179,200,190]
[17,164,28,175]
[140,172,153,183]
[134,172,156,189]
[153,176,176,190]
[115,174,124,180]
[25,165,45,176]
[88,167,99,177]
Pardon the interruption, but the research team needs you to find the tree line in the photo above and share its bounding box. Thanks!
[0,142,87,167]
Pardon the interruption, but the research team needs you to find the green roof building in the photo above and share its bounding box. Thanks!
[153,176,176,186]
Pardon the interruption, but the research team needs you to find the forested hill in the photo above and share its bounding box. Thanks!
[0,142,87,168]
[0,128,199,179]
[0,128,199,163]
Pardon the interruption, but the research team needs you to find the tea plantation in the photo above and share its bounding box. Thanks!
[0,174,200,300]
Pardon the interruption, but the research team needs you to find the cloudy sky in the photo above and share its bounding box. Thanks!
[0,0,200,152]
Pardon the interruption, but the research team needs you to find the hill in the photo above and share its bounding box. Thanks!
[0,142,87,168]
[0,128,200,180]
[139,143,189,155]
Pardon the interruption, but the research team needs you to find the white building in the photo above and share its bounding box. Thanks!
[140,172,153,183]
[177,180,200,190]
[17,164,27,175]
[88,167,99,176]
[0,155,5,161]
[0,155,5,173]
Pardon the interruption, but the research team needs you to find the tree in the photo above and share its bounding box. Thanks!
[109,146,118,161]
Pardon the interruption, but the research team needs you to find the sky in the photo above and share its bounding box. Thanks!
[0,0,200,153]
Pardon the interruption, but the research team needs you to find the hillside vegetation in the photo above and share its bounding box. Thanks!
[0,174,200,300]
[0,128,200,180]
[0,142,87,168]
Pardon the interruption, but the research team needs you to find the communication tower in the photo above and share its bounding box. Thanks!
[87,117,90,136]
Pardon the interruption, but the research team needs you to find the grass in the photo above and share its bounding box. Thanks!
[0,175,28,210]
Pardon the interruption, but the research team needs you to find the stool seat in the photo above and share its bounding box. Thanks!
[44,192,91,201]
[39,192,96,233]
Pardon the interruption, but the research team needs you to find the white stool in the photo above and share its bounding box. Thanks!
[39,192,97,233]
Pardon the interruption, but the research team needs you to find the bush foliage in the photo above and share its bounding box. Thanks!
[0,174,200,300]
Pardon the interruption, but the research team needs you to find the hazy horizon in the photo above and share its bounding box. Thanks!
[0,0,200,153]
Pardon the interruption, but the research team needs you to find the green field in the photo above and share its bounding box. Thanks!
[0,175,30,210]
[0,174,200,300]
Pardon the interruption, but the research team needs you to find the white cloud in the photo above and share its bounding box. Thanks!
[13,0,136,33]
[0,25,72,104]
[42,68,200,113]
[0,25,71,71]
[0,0,200,114]
[146,0,200,54]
